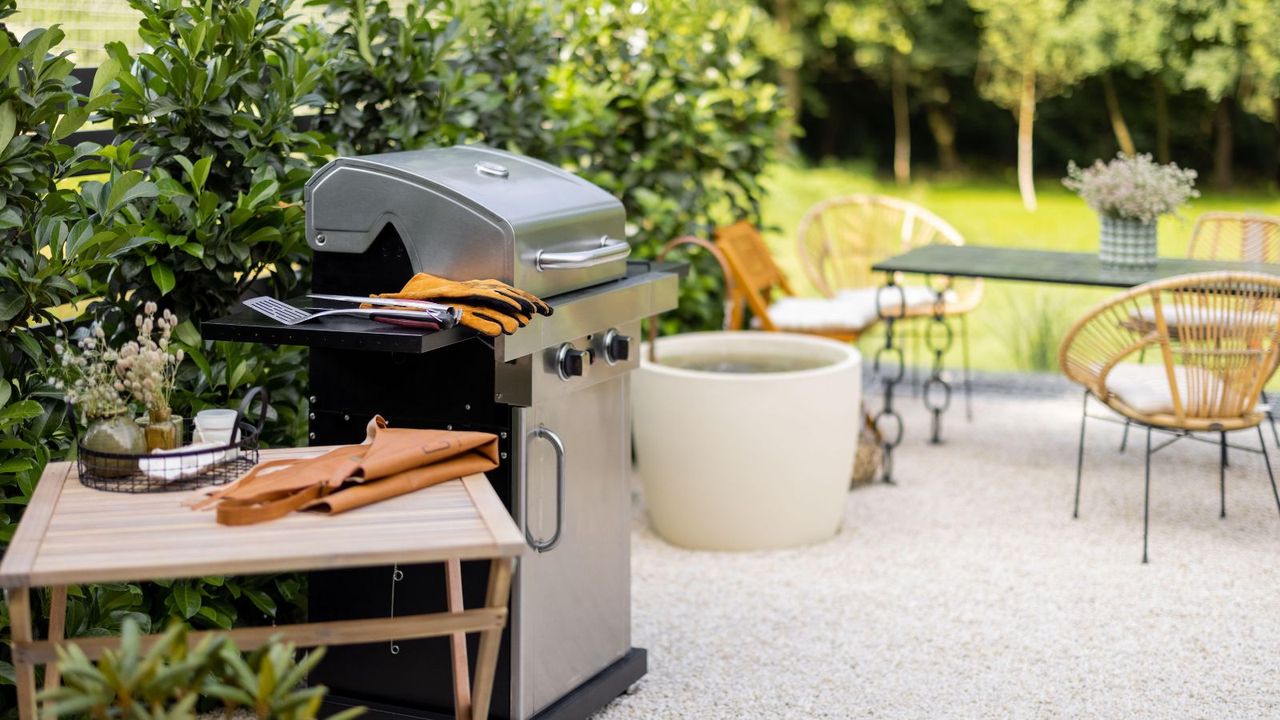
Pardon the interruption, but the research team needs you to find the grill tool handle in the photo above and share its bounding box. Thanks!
[524,426,566,552]
[535,236,631,271]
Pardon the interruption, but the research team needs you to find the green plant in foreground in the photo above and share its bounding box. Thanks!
[40,619,364,720]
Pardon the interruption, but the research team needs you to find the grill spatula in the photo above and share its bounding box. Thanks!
[243,296,458,329]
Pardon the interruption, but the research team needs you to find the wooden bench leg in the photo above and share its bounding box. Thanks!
[471,558,513,720]
[445,559,472,720]
[43,586,67,693]
[7,587,36,720]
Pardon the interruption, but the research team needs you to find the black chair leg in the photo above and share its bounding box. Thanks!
[1143,425,1152,564]
[1074,391,1088,519]
[1120,419,1131,453]
[1259,425,1280,520]
[1220,431,1227,519]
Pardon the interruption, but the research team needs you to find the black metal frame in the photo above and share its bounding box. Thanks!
[1073,390,1280,563]
[873,273,973,482]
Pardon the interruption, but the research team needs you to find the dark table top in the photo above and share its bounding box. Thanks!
[870,245,1280,288]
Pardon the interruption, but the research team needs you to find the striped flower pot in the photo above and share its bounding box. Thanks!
[1098,215,1157,269]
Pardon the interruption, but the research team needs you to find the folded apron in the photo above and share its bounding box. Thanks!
[193,417,500,526]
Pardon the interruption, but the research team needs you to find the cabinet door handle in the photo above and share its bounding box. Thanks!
[524,426,566,552]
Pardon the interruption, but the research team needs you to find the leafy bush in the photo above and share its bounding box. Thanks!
[301,0,467,157]
[101,0,329,319]
[41,618,363,719]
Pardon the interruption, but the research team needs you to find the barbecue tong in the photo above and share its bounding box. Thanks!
[243,295,459,330]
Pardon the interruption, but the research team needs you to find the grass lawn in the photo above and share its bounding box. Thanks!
[758,163,1280,374]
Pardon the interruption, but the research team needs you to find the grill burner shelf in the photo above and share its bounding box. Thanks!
[202,261,684,353]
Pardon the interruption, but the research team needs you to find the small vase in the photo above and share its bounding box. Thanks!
[1099,215,1158,269]
[81,412,147,478]
[138,409,183,452]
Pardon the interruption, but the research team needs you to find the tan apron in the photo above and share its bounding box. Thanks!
[193,417,500,526]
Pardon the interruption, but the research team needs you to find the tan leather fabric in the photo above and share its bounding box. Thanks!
[193,417,500,525]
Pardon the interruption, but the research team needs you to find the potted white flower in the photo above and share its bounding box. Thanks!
[1063,153,1199,269]
[117,302,185,451]
[54,323,146,476]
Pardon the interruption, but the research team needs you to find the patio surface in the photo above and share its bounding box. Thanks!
[602,388,1280,718]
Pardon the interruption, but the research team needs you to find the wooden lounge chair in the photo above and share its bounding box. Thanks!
[795,195,983,413]
[714,220,879,343]
[1059,271,1280,562]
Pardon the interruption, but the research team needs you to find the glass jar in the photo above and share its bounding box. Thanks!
[139,408,183,452]
[81,412,147,477]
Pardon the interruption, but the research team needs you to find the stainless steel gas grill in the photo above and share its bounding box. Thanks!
[204,146,679,720]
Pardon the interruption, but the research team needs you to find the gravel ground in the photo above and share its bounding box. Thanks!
[597,393,1280,719]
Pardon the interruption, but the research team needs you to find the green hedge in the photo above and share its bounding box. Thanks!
[0,0,782,710]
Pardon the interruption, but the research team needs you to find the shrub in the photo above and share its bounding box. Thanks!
[40,618,363,719]
[550,0,785,331]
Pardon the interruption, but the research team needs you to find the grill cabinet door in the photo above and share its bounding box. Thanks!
[514,375,631,718]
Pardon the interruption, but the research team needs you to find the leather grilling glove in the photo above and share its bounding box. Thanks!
[378,273,553,318]
[376,273,550,338]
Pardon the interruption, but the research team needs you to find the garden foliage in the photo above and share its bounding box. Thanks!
[0,0,783,710]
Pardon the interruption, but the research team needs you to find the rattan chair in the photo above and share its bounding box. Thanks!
[714,221,879,342]
[795,195,983,414]
[1059,271,1280,562]
[1187,211,1280,263]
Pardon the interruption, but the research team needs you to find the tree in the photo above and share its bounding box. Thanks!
[1164,0,1246,189]
[1070,0,1176,157]
[818,0,977,183]
[970,0,1084,210]
[1238,0,1280,182]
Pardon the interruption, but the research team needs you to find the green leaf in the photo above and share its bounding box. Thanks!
[0,292,23,323]
[172,584,202,619]
[51,106,88,141]
[150,264,176,295]
[0,400,42,426]
[0,101,15,155]
[174,320,201,347]
[105,170,159,215]
[90,56,120,99]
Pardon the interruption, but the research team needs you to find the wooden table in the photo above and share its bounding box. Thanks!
[868,245,1280,480]
[0,447,524,720]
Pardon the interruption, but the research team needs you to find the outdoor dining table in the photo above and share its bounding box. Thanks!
[869,244,1280,481]
[0,447,524,720]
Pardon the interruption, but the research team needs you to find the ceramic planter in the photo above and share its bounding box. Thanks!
[633,331,861,551]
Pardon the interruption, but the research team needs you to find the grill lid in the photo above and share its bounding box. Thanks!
[306,146,629,299]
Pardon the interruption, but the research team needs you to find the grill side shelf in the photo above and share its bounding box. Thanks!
[200,299,477,354]
[201,261,687,355]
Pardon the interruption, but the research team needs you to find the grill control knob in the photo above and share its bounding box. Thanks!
[557,344,591,380]
[603,328,631,364]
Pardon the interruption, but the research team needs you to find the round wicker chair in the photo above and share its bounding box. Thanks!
[795,195,983,415]
[1059,271,1280,562]
[1187,211,1280,263]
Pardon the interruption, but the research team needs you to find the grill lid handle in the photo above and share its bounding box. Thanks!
[535,236,631,271]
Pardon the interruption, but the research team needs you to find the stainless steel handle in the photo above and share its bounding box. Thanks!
[524,426,566,552]
[535,236,631,271]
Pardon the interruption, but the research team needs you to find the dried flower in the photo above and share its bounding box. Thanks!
[54,323,128,419]
[1063,153,1199,225]
[117,304,182,419]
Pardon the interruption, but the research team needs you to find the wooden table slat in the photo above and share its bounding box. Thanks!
[0,448,523,588]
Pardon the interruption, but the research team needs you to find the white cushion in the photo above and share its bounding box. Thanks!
[1105,363,1263,416]
[835,285,958,314]
[1129,307,1280,332]
[764,295,880,333]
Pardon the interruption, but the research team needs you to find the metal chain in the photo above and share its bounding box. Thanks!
[922,283,954,444]
[388,564,404,655]
[874,281,909,482]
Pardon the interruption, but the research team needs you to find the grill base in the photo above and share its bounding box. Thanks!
[318,648,647,720]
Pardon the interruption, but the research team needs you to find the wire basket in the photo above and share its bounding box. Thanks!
[76,387,268,493]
